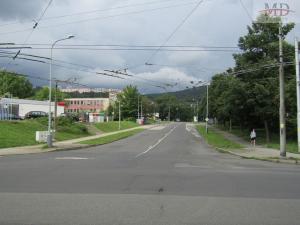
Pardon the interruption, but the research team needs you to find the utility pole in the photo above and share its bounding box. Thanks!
[206,84,209,133]
[118,101,121,130]
[141,97,143,119]
[137,95,140,119]
[295,38,300,152]
[54,81,58,137]
[279,23,286,157]
[168,105,171,122]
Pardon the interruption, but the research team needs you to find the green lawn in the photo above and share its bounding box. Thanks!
[94,121,139,133]
[0,119,90,149]
[196,125,243,149]
[80,128,144,145]
[0,120,46,148]
[220,126,299,154]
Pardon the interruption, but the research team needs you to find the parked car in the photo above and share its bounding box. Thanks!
[25,111,48,119]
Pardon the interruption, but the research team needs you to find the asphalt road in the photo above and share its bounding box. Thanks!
[1,123,300,225]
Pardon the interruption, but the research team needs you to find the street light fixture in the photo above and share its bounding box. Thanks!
[47,35,75,147]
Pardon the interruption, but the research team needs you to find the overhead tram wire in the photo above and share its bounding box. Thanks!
[0,0,187,29]
[145,0,205,64]
[239,0,254,23]
[0,54,174,90]
[12,0,53,60]
[0,0,200,36]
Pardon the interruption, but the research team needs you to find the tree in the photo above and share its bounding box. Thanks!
[0,70,33,98]
[34,86,69,101]
[116,85,139,120]
[206,15,296,141]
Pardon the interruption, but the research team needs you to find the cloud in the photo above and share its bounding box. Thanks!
[0,0,299,93]
[0,0,48,21]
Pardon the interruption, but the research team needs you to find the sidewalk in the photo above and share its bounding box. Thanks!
[0,124,157,157]
[212,127,300,162]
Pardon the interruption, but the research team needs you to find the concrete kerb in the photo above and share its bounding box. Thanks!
[214,146,299,165]
[0,124,159,157]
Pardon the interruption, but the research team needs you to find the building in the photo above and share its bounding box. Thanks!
[0,98,64,120]
[64,98,110,114]
[61,87,121,94]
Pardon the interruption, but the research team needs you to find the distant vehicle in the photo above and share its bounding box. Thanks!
[25,111,47,119]
[176,118,181,122]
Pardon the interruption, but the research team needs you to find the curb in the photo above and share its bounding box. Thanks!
[215,147,299,165]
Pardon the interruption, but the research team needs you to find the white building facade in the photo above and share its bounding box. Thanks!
[0,98,64,120]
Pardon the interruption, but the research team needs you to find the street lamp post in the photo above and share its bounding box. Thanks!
[47,35,74,147]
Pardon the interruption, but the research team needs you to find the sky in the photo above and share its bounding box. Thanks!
[0,0,299,93]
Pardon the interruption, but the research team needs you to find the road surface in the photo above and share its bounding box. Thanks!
[0,123,300,225]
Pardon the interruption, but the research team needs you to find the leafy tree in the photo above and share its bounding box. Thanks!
[205,15,296,141]
[34,86,69,101]
[0,70,33,98]
[116,85,139,120]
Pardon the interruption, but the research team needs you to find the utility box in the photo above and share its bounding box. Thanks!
[36,131,48,143]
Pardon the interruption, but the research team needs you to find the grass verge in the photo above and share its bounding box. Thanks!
[196,125,243,149]
[0,118,90,149]
[94,121,139,133]
[218,126,299,154]
[80,128,144,145]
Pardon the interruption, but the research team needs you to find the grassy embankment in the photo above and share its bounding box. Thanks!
[0,118,89,149]
[196,125,243,150]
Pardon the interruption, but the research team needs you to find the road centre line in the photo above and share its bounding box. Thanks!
[135,124,178,158]
[55,157,92,160]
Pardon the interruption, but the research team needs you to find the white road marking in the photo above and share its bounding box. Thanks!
[135,125,178,158]
[149,126,166,131]
[55,157,92,160]
[174,163,212,169]
[186,123,201,138]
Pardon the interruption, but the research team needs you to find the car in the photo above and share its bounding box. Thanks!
[25,111,48,119]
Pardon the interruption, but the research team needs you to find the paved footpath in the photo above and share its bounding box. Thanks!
[0,124,157,157]
[211,126,300,161]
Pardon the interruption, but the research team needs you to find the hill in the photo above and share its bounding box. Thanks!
[147,86,206,102]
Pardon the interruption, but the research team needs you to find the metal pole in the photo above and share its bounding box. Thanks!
[141,97,143,119]
[206,84,209,133]
[119,101,121,130]
[279,23,286,157]
[137,95,140,119]
[295,38,300,152]
[47,45,53,147]
[47,35,74,148]
[54,81,58,137]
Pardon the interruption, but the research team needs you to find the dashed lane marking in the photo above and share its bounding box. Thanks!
[135,125,178,158]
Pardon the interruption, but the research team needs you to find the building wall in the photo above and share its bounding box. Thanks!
[19,104,64,118]
[0,98,64,119]
[64,98,110,113]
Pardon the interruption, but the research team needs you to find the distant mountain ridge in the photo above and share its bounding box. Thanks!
[147,86,206,102]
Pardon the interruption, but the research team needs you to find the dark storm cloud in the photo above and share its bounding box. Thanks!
[0,0,47,21]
